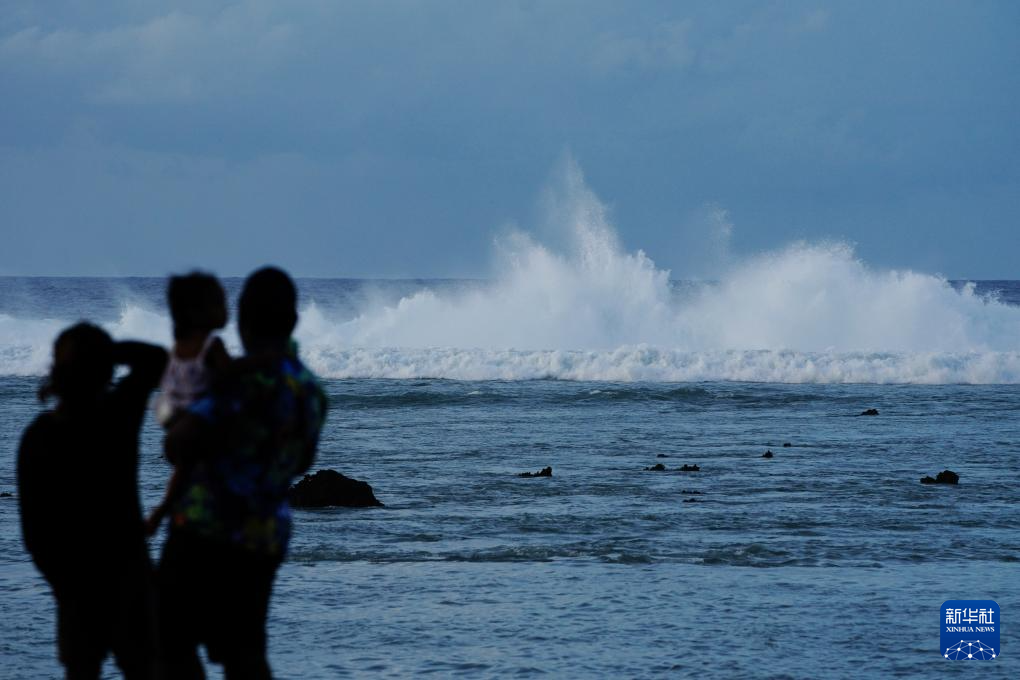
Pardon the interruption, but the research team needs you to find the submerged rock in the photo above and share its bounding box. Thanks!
[860,408,880,416]
[679,464,700,472]
[0,491,12,498]
[644,463,667,472]
[921,469,959,485]
[782,442,792,448]
[656,454,669,458]
[762,450,774,459]
[290,469,384,508]
[519,466,553,478]
[681,490,703,495]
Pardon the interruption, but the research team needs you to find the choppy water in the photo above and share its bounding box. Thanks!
[1,277,1019,678]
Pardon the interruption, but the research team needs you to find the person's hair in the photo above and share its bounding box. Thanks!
[39,322,114,402]
[238,266,298,343]
[167,271,227,340]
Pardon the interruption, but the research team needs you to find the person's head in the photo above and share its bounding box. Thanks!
[167,271,227,341]
[40,322,114,404]
[238,266,297,352]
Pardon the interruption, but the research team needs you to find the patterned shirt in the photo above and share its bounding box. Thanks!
[170,342,327,557]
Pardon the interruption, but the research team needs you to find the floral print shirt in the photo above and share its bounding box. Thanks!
[170,343,327,557]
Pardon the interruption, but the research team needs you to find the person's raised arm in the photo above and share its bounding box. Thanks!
[108,341,167,431]
[113,341,168,390]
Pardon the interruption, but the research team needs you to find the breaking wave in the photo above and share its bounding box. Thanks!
[3,159,1020,384]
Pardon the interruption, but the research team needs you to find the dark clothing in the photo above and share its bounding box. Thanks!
[158,531,279,677]
[168,342,327,557]
[55,545,155,680]
[158,343,326,678]
[17,342,167,678]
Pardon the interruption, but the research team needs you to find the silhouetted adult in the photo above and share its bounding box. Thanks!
[18,323,168,679]
[158,267,327,680]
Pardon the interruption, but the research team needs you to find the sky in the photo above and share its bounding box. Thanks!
[1,0,1018,279]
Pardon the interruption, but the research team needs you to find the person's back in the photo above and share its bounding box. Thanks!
[21,403,146,581]
[170,348,324,553]
[17,323,167,679]
[158,267,327,680]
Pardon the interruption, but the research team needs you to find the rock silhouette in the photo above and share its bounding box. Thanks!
[762,450,774,459]
[860,408,880,416]
[0,491,12,498]
[679,464,700,472]
[782,442,792,448]
[644,463,667,472]
[519,466,553,478]
[290,469,384,508]
[920,469,959,485]
[656,454,669,458]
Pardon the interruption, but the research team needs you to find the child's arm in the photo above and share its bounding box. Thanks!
[204,336,231,373]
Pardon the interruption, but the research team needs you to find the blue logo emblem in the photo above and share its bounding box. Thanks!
[941,600,999,660]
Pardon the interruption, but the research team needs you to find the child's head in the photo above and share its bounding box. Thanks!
[167,272,227,340]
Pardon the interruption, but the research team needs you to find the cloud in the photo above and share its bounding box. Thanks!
[0,1,1017,277]
[590,20,695,74]
[0,5,296,102]
[790,8,831,34]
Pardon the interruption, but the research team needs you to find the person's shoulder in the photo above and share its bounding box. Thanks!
[17,411,58,471]
[287,357,327,421]
[20,411,57,445]
[227,351,321,398]
[285,355,324,392]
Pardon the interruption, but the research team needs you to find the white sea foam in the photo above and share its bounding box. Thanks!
[4,160,1020,383]
[0,305,172,377]
[295,346,1020,384]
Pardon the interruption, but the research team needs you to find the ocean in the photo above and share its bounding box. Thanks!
[1,257,1019,677]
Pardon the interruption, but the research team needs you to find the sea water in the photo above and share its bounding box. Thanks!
[1,272,1018,678]
[2,178,1019,677]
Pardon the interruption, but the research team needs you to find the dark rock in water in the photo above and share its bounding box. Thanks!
[290,469,384,508]
[860,408,880,416]
[782,442,792,448]
[519,466,553,478]
[679,464,700,472]
[920,469,959,485]
[938,470,960,484]
[0,491,12,498]
[656,454,669,458]
[644,463,667,472]
[681,490,703,495]
[682,498,700,503]
[762,450,774,459]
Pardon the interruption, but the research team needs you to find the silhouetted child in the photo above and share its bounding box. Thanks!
[147,273,230,535]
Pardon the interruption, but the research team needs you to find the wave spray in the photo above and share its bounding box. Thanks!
[4,159,1020,383]
[296,158,1020,382]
